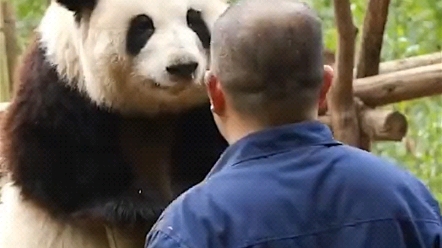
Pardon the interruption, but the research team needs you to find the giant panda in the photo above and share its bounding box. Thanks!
[0,0,229,247]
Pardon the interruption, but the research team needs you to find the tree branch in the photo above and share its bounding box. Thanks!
[2,1,19,97]
[354,0,391,151]
[356,0,390,78]
[327,0,359,146]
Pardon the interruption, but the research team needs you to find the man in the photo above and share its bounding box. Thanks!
[145,0,442,247]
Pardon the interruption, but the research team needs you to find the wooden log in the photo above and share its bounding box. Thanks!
[359,108,407,141]
[0,101,8,113]
[0,64,438,119]
[323,49,336,66]
[2,1,19,96]
[379,52,442,74]
[326,51,441,76]
[0,2,11,102]
[354,0,391,151]
[354,63,442,107]
[318,108,408,141]
[0,102,8,176]
[356,0,390,79]
[327,0,360,146]
[321,51,442,113]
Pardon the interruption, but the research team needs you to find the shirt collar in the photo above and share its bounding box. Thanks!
[205,120,340,179]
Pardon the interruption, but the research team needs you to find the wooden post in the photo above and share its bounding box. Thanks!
[355,0,391,151]
[356,0,391,78]
[0,1,11,102]
[2,1,19,97]
[327,0,360,146]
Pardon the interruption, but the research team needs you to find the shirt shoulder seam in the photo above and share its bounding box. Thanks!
[229,141,341,169]
[229,146,310,168]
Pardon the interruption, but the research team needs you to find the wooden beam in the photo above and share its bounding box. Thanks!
[379,52,442,74]
[354,0,391,151]
[321,52,442,112]
[356,0,390,79]
[359,108,407,141]
[0,2,11,102]
[0,101,6,176]
[0,101,408,143]
[323,49,336,66]
[326,51,441,76]
[318,108,408,141]
[0,64,439,118]
[354,63,442,106]
[2,1,19,97]
[327,0,360,146]
[0,101,8,112]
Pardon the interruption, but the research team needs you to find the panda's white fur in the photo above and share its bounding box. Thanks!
[0,0,229,247]
[0,182,115,248]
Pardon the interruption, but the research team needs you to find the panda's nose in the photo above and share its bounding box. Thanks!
[166,62,199,78]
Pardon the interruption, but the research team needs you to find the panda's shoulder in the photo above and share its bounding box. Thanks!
[7,37,117,131]
[0,37,127,217]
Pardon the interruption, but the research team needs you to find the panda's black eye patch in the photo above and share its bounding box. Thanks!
[187,9,211,49]
[126,14,155,56]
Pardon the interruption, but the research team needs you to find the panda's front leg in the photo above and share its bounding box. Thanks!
[91,117,177,231]
[89,158,174,232]
[72,183,171,232]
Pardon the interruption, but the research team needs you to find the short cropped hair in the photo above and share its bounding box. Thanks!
[210,0,324,122]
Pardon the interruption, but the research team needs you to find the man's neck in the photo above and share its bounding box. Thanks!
[223,112,318,145]
[221,116,263,145]
[225,125,260,145]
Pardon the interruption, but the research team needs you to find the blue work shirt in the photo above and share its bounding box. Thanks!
[145,121,442,248]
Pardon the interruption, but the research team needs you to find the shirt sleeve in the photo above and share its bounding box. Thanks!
[145,229,190,248]
[144,185,208,248]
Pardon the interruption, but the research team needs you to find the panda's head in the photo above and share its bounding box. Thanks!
[39,0,228,116]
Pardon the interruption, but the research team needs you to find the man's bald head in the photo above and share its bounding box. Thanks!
[210,0,325,123]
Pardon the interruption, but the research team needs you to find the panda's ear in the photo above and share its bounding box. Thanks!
[56,0,97,13]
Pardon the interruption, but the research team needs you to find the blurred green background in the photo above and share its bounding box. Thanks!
[11,0,442,205]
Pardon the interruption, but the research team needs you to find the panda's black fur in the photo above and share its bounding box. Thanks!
[1,35,228,231]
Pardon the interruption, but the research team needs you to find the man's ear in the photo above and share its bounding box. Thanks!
[318,65,333,113]
[204,71,225,116]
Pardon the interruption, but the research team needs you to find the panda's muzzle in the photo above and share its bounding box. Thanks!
[166,62,199,80]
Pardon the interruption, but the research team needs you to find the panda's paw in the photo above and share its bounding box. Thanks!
[73,194,168,230]
[102,196,167,228]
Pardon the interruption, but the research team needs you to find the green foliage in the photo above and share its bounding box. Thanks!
[13,0,48,50]
[12,0,442,205]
